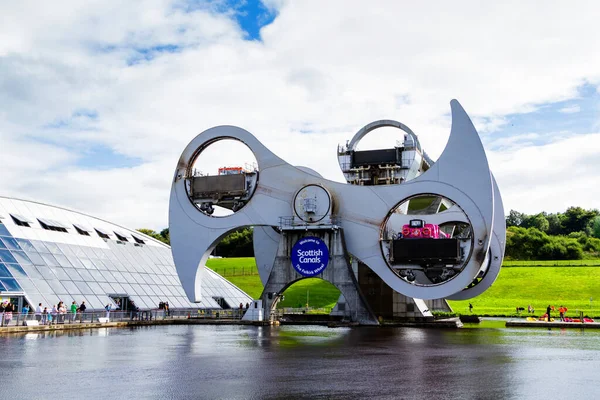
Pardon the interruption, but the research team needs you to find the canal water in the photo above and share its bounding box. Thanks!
[1,323,599,399]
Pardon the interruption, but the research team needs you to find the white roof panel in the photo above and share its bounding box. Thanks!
[94,227,111,236]
[10,214,32,223]
[73,223,91,232]
[38,218,68,229]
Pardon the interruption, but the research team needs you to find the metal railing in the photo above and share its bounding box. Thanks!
[0,308,247,328]
[208,266,259,277]
[278,215,340,230]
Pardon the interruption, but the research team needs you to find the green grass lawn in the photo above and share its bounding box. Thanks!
[206,257,600,317]
[503,260,600,266]
[448,266,600,317]
[206,257,257,276]
[276,278,340,310]
[206,257,340,310]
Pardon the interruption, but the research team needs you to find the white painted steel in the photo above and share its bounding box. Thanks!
[445,175,506,300]
[169,100,504,301]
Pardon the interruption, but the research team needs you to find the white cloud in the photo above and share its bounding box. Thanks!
[1,1,600,230]
[559,104,581,114]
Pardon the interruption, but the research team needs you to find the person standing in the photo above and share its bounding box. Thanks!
[79,301,87,322]
[104,304,111,319]
[51,305,58,325]
[559,305,567,321]
[21,304,30,325]
[70,301,78,323]
[42,307,48,325]
[35,303,43,323]
[58,303,67,323]
[546,305,552,322]
[4,302,14,326]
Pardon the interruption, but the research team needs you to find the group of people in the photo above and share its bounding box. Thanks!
[545,305,569,322]
[1,300,87,326]
[0,298,149,326]
[527,304,569,322]
[158,301,170,316]
[33,301,87,325]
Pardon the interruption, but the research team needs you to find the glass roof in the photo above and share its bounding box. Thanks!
[0,198,252,311]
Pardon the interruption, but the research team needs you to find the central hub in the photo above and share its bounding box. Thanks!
[293,184,332,223]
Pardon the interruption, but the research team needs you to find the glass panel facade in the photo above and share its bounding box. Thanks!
[0,204,251,311]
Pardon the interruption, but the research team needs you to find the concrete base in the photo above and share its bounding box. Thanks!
[357,260,449,321]
[261,229,378,325]
[425,298,453,313]
[242,300,264,321]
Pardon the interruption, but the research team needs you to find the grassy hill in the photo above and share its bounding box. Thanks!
[206,257,600,317]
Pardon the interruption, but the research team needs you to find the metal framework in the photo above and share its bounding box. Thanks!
[169,100,506,305]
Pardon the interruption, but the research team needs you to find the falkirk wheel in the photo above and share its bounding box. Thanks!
[169,100,506,324]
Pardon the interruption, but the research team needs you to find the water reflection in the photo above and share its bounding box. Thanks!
[1,325,600,399]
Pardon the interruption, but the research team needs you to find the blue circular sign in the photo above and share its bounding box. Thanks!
[291,236,329,277]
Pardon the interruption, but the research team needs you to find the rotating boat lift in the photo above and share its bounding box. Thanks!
[169,100,506,324]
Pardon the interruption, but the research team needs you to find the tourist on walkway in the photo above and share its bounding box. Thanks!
[546,305,552,322]
[79,301,87,322]
[35,303,43,323]
[51,305,58,325]
[21,304,30,325]
[42,307,48,325]
[159,301,165,317]
[105,304,111,319]
[130,301,139,321]
[71,301,78,322]
[4,302,14,326]
[58,303,67,323]
[0,301,5,326]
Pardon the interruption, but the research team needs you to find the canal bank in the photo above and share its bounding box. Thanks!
[3,322,600,400]
[0,316,464,334]
[506,319,600,329]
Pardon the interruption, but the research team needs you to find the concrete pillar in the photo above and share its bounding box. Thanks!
[261,229,378,325]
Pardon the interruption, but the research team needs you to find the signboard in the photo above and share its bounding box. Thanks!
[291,236,329,277]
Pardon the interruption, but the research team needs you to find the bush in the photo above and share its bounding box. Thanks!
[505,226,585,260]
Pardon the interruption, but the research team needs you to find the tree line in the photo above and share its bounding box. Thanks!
[505,207,600,260]
[139,206,600,260]
[135,227,254,257]
[136,228,170,245]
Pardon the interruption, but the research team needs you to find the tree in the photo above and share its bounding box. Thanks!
[215,228,254,257]
[506,210,526,227]
[522,213,549,232]
[136,228,170,245]
[562,207,599,235]
[159,228,170,244]
[592,216,600,239]
[545,213,563,236]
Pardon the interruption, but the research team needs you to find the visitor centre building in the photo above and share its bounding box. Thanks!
[0,196,251,312]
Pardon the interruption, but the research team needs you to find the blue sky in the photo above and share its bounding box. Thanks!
[226,0,276,41]
[485,83,600,150]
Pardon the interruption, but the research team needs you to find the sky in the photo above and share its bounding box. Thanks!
[1,0,600,230]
